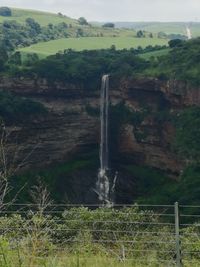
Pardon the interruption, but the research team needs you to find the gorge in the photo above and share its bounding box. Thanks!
[0,75,199,204]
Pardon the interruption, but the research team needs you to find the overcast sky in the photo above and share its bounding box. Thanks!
[0,0,199,21]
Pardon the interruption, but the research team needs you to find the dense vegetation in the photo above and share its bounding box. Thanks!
[146,38,200,85]
[30,49,148,86]
[11,38,199,88]
[174,107,200,161]
[0,205,200,266]
[0,18,71,52]
[0,91,47,122]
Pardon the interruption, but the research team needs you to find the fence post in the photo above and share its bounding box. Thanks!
[175,202,182,267]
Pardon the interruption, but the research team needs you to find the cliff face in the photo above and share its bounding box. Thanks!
[1,76,198,171]
[0,76,198,202]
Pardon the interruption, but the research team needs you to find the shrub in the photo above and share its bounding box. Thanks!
[0,7,12,16]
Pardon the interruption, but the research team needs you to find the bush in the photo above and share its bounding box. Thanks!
[78,17,89,25]
[0,6,12,16]
[102,23,115,28]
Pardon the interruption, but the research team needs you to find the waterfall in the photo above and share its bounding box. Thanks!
[186,26,192,39]
[95,75,117,206]
[100,74,109,174]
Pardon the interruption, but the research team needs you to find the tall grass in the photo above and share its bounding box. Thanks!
[0,207,200,266]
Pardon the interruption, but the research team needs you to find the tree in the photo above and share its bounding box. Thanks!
[102,23,115,28]
[24,53,39,66]
[76,28,84,37]
[0,7,12,16]
[9,52,22,65]
[136,30,144,38]
[110,45,116,50]
[168,39,184,48]
[78,17,88,25]
[0,46,8,71]
[26,18,41,34]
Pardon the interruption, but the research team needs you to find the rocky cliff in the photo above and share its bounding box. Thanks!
[0,76,198,203]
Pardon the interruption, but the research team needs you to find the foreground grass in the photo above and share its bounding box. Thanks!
[0,255,172,267]
[1,206,200,267]
[0,245,199,267]
[19,37,168,57]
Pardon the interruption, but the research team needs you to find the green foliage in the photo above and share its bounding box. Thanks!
[102,23,115,28]
[25,17,41,34]
[23,52,39,66]
[0,91,47,122]
[174,107,200,161]
[32,49,148,85]
[0,206,174,267]
[136,30,145,38]
[0,18,72,54]
[0,206,200,266]
[146,38,200,85]
[0,46,8,71]
[12,158,98,203]
[176,165,200,204]
[0,7,12,17]
[78,17,88,26]
[168,39,184,48]
[126,165,177,204]
[8,51,22,65]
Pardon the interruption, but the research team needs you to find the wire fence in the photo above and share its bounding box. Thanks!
[0,203,200,266]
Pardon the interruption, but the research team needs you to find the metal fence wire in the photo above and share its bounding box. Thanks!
[0,202,200,266]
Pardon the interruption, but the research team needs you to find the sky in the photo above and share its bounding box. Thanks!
[0,0,199,22]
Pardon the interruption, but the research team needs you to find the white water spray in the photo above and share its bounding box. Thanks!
[96,75,117,206]
[186,26,192,40]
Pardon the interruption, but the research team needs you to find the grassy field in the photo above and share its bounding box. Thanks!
[19,37,168,57]
[0,253,177,267]
[0,8,78,26]
[140,48,170,59]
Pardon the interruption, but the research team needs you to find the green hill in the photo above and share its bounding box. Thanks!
[19,37,168,57]
[0,7,78,26]
[0,7,170,59]
[0,7,136,37]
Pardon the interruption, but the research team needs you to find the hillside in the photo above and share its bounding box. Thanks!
[19,37,168,57]
[0,7,78,26]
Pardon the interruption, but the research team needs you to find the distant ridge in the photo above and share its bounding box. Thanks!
[91,21,200,37]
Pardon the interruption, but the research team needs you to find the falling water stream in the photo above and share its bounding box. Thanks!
[186,26,192,39]
[95,75,117,206]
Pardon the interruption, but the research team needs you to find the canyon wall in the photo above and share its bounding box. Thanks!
[0,76,199,202]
